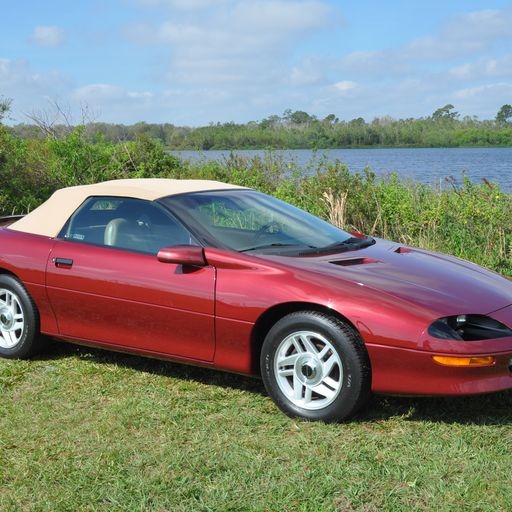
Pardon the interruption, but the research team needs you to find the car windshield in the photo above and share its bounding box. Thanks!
[160,190,369,255]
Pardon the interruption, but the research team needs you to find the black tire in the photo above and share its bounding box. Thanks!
[260,311,371,422]
[0,274,43,359]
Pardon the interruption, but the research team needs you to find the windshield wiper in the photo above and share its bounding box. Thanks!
[299,236,375,255]
[240,243,315,253]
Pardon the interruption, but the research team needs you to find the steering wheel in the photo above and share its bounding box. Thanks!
[135,213,152,231]
[254,221,282,242]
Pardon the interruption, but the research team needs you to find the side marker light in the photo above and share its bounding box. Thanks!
[432,355,495,367]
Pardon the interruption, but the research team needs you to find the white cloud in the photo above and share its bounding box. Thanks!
[451,83,512,119]
[71,83,160,120]
[333,80,356,94]
[72,84,125,101]
[230,0,330,33]
[31,26,65,48]
[334,50,409,79]
[454,82,512,100]
[448,54,512,81]
[126,0,334,88]
[288,60,323,86]
[448,9,512,44]
[72,84,154,104]
[332,6,512,82]
[448,63,473,80]
[404,8,512,60]
[0,58,68,111]
[136,0,224,9]
[127,91,154,99]
[0,59,57,90]
[405,35,481,60]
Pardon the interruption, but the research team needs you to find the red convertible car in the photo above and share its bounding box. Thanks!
[1,179,511,422]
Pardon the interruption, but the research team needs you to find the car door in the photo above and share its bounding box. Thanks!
[45,196,215,361]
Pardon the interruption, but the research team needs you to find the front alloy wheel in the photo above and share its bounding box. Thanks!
[274,330,343,410]
[261,311,371,422]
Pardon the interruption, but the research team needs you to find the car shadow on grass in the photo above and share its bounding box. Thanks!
[359,391,512,426]
[39,339,267,396]
[38,340,512,426]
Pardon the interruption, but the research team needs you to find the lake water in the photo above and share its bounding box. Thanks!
[170,147,512,191]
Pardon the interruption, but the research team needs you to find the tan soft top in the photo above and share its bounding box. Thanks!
[9,178,245,237]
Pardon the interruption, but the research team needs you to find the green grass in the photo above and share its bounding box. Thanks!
[1,341,512,511]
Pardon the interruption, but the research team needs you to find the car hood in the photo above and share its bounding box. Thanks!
[262,239,512,317]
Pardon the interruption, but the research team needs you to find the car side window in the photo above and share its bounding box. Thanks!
[60,196,195,254]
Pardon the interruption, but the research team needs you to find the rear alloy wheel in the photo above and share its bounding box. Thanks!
[261,311,371,422]
[0,275,42,359]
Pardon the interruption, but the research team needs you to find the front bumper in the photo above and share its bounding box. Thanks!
[367,342,512,395]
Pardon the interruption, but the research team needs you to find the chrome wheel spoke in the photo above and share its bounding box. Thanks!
[293,374,304,401]
[312,383,336,400]
[0,327,8,346]
[291,335,305,354]
[323,376,340,391]
[301,334,319,355]
[1,328,16,348]
[303,386,313,404]
[318,344,330,360]
[277,367,294,377]
[278,353,300,368]
[9,329,19,347]
[322,353,338,376]
[277,354,299,377]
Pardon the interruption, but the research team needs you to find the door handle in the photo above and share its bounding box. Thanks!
[54,257,74,268]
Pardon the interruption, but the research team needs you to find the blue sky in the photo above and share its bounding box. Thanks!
[1,0,511,125]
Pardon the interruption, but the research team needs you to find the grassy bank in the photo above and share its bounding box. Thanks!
[1,127,510,275]
[2,342,512,511]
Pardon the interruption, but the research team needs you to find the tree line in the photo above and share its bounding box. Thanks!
[2,97,512,149]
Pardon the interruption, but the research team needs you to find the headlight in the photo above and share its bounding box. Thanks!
[428,314,512,341]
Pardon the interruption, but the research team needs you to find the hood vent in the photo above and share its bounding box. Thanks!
[394,246,414,254]
[330,257,379,267]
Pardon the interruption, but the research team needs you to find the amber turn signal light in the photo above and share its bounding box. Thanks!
[432,355,496,367]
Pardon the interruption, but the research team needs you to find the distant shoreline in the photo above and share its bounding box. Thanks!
[168,147,512,192]
[166,143,512,150]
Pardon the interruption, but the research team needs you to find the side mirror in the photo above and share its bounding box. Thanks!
[157,245,206,267]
